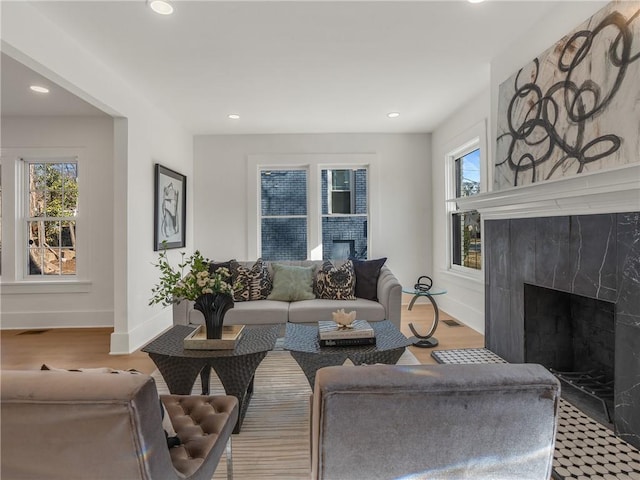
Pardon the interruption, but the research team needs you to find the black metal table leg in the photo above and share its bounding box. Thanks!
[407,293,440,348]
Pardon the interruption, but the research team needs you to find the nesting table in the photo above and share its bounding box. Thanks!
[142,324,279,433]
[283,320,410,388]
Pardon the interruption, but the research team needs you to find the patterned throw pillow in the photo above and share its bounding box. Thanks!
[231,259,273,302]
[314,260,356,300]
[209,260,234,276]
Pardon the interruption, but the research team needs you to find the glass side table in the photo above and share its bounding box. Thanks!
[402,287,447,348]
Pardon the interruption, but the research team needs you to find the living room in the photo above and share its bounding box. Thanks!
[2,1,639,478]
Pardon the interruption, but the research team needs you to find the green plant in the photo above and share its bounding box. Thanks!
[149,244,233,306]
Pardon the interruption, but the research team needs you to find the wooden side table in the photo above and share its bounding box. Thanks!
[402,287,447,348]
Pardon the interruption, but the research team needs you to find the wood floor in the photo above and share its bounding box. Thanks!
[0,303,484,372]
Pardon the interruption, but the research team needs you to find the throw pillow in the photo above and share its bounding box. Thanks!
[209,260,234,276]
[231,259,273,302]
[314,260,356,300]
[267,263,316,302]
[352,257,387,301]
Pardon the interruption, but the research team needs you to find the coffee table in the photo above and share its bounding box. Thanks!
[284,320,410,388]
[142,324,279,433]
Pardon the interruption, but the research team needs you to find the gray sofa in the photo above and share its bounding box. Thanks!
[311,363,561,480]
[173,260,402,329]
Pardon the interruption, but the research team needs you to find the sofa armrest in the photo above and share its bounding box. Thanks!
[376,265,402,329]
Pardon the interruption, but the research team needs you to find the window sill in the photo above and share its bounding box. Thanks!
[0,281,92,295]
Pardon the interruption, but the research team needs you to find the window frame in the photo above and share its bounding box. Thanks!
[21,156,80,281]
[259,167,310,261]
[445,123,486,280]
[321,167,369,260]
[247,154,378,261]
[327,169,355,215]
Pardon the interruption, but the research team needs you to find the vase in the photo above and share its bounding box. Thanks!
[193,293,234,339]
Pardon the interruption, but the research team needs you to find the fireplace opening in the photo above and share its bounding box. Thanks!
[524,283,616,426]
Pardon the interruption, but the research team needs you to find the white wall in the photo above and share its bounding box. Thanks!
[1,2,194,353]
[430,1,609,334]
[1,117,114,328]
[193,133,431,289]
[431,92,490,334]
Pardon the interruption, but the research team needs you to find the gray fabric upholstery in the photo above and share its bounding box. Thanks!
[174,260,402,329]
[225,299,290,324]
[1,370,238,480]
[288,298,385,323]
[311,363,560,480]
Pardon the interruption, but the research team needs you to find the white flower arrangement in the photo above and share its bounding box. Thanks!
[149,244,233,307]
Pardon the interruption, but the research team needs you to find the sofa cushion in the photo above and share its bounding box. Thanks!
[231,258,272,302]
[267,263,316,301]
[314,260,356,300]
[288,298,386,324]
[352,257,387,301]
[224,299,289,325]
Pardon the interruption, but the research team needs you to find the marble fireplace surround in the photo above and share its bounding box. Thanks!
[457,164,640,449]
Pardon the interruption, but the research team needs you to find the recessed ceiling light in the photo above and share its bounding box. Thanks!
[228,114,240,120]
[387,112,400,118]
[148,0,174,15]
[468,0,485,3]
[30,85,50,94]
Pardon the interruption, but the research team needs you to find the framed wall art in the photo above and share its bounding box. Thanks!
[494,1,640,190]
[154,163,186,250]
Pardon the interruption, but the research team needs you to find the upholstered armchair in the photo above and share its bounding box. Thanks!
[311,363,560,480]
[1,370,238,480]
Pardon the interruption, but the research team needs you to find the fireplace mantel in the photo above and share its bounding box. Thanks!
[452,163,640,220]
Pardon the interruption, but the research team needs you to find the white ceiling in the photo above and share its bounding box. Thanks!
[2,1,562,134]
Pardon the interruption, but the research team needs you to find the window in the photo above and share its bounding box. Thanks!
[253,156,374,261]
[260,169,308,260]
[448,145,482,272]
[25,159,78,276]
[321,168,368,260]
[327,169,354,214]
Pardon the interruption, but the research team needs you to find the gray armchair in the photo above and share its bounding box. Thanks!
[1,370,238,480]
[311,363,560,480]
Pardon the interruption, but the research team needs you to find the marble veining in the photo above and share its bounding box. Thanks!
[486,212,640,449]
[596,217,614,298]
[571,217,583,293]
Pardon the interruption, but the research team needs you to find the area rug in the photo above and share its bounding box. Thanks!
[152,348,419,479]
[432,348,640,480]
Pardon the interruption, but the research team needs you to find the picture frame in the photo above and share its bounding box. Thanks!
[154,163,186,251]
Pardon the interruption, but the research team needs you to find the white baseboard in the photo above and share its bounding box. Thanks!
[110,310,172,355]
[0,310,113,329]
[435,296,485,335]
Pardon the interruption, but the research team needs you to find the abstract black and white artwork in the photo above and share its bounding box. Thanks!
[154,164,186,250]
[494,1,640,190]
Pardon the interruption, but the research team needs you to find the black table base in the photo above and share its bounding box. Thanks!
[143,324,278,434]
[284,320,410,388]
